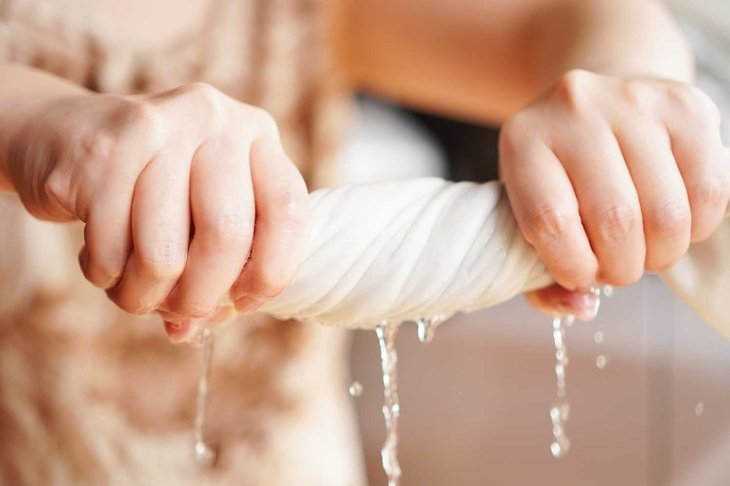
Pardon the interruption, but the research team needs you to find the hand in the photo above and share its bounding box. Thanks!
[499,70,730,319]
[7,83,308,340]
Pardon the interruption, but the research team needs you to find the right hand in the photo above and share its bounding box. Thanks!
[6,83,309,341]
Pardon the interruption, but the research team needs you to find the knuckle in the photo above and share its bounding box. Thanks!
[553,263,596,290]
[645,200,691,237]
[601,265,643,287]
[173,297,214,317]
[499,115,531,157]
[108,290,152,315]
[273,185,309,224]
[622,80,653,113]
[76,130,117,165]
[42,169,73,211]
[250,107,279,138]
[665,83,694,109]
[521,205,576,244]
[667,84,720,126]
[645,251,684,273]
[124,103,165,146]
[138,241,186,278]
[126,102,162,131]
[552,69,595,115]
[688,179,728,210]
[87,254,123,287]
[182,82,224,126]
[595,202,641,241]
[112,298,145,315]
[248,270,288,300]
[202,210,253,246]
[694,89,723,126]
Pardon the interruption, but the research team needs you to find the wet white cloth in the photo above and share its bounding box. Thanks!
[260,178,551,328]
[662,215,730,339]
[260,177,729,334]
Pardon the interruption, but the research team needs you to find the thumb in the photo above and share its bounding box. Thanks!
[525,284,601,322]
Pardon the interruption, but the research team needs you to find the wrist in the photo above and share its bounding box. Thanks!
[0,64,89,195]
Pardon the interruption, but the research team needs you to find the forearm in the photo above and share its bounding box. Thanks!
[0,63,88,191]
[341,0,693,124]
[535,0,694,86]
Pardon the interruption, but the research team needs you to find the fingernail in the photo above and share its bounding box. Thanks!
[234,295,265,314]
[164,319,191,344]
[571,292,601,322]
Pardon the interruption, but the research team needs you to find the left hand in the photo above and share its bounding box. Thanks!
[499,70,730,319]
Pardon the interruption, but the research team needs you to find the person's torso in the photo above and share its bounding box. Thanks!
[0,1,361,484]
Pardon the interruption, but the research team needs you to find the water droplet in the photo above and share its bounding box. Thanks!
[602,285,614,297]
[189,328,208,348]
[593,331,604,344]
[376,323,402,486]
[193,329,217,467]
[348,381,364,397]
[550,436,571,458]
[416,315,445,344]
[596,355,607,369]
[695,402,705,417]
[194,440,216,466]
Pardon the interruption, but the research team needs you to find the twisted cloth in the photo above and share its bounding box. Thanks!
[259,176,730,336]
[260,179,552,328]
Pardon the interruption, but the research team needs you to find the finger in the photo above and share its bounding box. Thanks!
[160,305,235,344]
[662,87,730,241]
[107,150,190,314]
[554,120,644,286]
[231,137,308,312]
[80,193,133,289]
[525,284,600,321]
[613,121,691,271]
[500,131,598,291]
[164,138,254,317]
[78,150,143,288]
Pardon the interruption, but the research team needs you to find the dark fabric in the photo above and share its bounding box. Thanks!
[404,109,501,183]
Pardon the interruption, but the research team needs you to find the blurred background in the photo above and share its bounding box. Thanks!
[342,1,730,485]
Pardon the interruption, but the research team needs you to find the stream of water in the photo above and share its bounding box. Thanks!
[193,328,216,467]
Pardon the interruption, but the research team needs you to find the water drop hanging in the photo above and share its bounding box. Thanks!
[348,381,364,397]
[416,315,445,344]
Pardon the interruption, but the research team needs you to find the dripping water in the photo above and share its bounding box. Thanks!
[348,381,364,397]
[416,315,445,344]
[193,328,217,466]
[376,322,402,486]
[592,285,611,369]
[550,402,571,459]
[593,331,604,344]
[695,402,705,417]
[550,315,573,458]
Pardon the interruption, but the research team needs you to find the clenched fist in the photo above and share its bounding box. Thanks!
[499,70,730,318]
[5,83,308,341]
